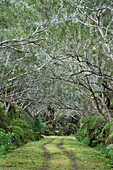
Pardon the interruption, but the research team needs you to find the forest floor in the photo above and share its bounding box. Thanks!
[0,136,112,170]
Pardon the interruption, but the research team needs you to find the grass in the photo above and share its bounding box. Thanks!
[62,136,112,170]
[50,155,72,170]
[0,136,112,170]
[46,136,73,170]
[0,137,49,170]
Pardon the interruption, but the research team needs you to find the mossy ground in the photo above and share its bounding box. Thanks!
[62,136,112,170]
[0,136,112,170]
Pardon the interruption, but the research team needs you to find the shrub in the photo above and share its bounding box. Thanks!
[108,150,113,160]
[76,115,106,146]
[0,128,5,132]
[12,118,31,129]
[8,125,24,144]
[75,127,87,141]
[16,108,31,123]
[33,132,44,141]
[64,123,77,135]
[96,142,107,154]
[83,137,90,145]
[23,129,35,141]
[106,132,113,144]
[0,103,8,129]
[32,115,44,132]
[0,145,7,155]
[43,123,53,136]
[0,131,19,151]
[9,126,24,136]
[106,144,113,160]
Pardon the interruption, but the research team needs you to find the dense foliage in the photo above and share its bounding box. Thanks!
[0,0,113,160]
[0,102,43,153]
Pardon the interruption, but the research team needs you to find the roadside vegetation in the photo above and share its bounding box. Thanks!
[0,102,43,155]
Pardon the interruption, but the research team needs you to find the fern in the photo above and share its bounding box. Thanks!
[23,129,34,140]
[0,128,5,132]
[105,132,113,144]
[101,124,109,139]
[106,144,113,160]
[13,118,31,129]
[107,144,113,150]
[78,115,106,146]
[108,150,113,160]
[101,121,113,134]
[8,126,24,137]
[81,115,105,130]
[82,137,90,145]
[17,108,31,123]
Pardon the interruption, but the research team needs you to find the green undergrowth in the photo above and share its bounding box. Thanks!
[75,116,113,160]
[0,102,44,155]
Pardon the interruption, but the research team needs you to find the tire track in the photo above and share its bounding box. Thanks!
[39,138,55,170]
[57,138,78,170]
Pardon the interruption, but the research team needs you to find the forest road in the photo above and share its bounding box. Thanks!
[57,138,78,170]
[39,137,78,170]
[0,136,112,170]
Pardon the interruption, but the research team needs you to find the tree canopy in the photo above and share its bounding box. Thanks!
[0,0,113,120]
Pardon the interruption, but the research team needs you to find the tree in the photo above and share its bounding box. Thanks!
[0,0,113,123]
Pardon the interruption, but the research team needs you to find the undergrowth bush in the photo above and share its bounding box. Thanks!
[0,145,7,155]
[106,144,113,160]
[106,132,113,145]
[23,129,35,141]
[0,103,8,130]
[96,142,107,155]
[75,115,113,161]
[82,136,90,145]
[0,131,19,151]
[0,103,44,155]
[12,118,31,129]
[8,125,24,144]
[33,131,44,140]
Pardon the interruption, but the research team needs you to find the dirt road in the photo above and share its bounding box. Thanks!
[0,136,112,170]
